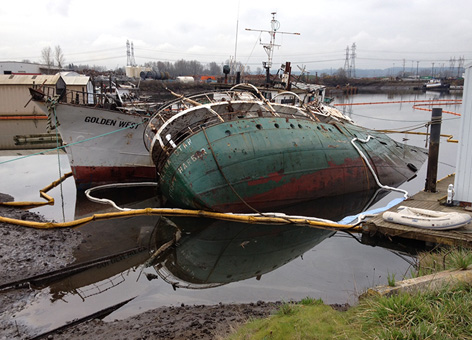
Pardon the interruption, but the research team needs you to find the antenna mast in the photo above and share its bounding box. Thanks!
[246,12,300,84]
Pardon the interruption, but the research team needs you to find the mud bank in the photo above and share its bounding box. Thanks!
[0,193,83,340]
[0,197,281,340]
[0,193,348,340]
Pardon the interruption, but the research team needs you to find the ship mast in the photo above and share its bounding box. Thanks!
[246,12,300,84]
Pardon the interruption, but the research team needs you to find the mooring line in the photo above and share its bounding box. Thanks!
[0,119,148,166]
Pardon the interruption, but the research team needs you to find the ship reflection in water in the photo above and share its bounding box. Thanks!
[151,218,334,289]
[45,186,394,300]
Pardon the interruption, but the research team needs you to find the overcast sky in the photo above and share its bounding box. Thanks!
[1,0,471,73]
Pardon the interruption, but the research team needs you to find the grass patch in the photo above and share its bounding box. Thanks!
[358,282,472,339]
[226,248,472,339]
[387,272,396,287]
[227,302,366,340]
[415,247,472,277]
[299,296,323,306]
[276,301,297,316]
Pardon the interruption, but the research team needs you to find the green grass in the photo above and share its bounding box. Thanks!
[358,282,472,339]
[227,248,472,340]
[387,272,396,287]
[415,247,472,277]
[226,302,366,340]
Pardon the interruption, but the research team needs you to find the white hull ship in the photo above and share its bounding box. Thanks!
[30,87,156,190]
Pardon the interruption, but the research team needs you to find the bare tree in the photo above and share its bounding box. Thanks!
[41,46,54,71]
[55,45,65,69]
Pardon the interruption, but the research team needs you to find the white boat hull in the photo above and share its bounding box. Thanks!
[53,104,155,189]
[383,206,472,230]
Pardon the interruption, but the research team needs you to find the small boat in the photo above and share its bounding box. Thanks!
[422,79,450,91]
[382,206,472,230]
[144,84,428,213]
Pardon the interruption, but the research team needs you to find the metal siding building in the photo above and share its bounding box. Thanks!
[0,74,60,115]
[0,74,92,149]
[454,63,472,204]
[0,61,42,75]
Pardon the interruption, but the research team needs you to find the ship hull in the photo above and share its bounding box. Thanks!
[52,104,155,189]
[158,116,427,213]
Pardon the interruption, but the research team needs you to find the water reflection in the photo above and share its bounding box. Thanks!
[41,185,395,301]
[153,218,334,288]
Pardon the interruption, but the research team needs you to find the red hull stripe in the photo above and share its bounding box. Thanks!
[72,166,156,189]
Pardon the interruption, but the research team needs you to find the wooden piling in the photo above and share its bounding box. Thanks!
[425,108,442,192]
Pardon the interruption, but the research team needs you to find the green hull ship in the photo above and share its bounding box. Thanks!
[144,85,428,213]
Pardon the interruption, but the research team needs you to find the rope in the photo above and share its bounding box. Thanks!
[334,99,462,107]
[48,97,66,221]
[201,127,263,215]
[351,136,410,199]
[85,182,158,211]
[0,119,148,166]
[375,129,458,143]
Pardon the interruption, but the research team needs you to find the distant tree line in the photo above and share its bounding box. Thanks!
[143,60,252,77]
[37,45,257,77]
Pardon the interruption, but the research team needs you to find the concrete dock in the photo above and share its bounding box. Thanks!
[362,174,472,248]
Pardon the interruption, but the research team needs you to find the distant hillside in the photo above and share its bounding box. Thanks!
[298,67,464,78]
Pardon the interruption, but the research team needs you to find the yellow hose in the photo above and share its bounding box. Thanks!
[0,172,73,208]
[0,207,362,232]
[376,130,458,143]
[0,172,362,232]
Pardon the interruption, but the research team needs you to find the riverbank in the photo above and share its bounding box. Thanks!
[0,196,345,340]
[2,193,472,339]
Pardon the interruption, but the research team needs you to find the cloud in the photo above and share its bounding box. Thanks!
[46,0,72,17]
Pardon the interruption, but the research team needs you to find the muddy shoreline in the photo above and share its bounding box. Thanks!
[0,193,348,339]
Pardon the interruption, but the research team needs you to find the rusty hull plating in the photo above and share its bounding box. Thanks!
[145,89,428,213]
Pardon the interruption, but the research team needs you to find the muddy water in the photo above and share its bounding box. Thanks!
[0,91,462,334]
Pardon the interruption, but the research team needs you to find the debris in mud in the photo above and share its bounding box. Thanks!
[1,192,350,340]
[0,193,83,340]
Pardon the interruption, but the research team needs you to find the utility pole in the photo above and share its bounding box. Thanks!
[126,40,131,67]
[130,41,136,67]
[344,46,350,77]
[350,43,356,78]
[246,12,300,85]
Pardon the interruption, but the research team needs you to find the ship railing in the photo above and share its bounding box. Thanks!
[143,90,260,152]
[148,103,316,173]
[54,87,154,110]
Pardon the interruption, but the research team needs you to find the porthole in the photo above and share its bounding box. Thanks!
[298,124,303,129]
[274,123,280,128]
[225,130,231,136]
[290,123,295,129]
[256,124,262,130]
